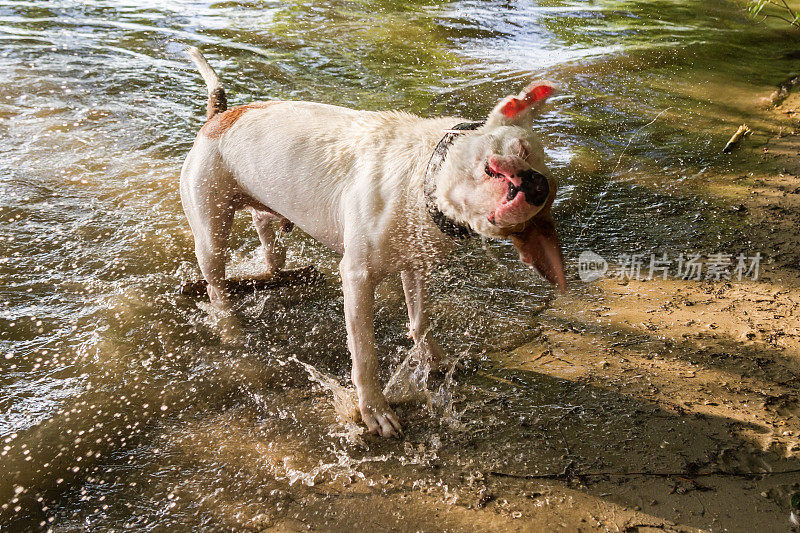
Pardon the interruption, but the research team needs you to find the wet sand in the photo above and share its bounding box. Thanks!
[465,93,800,531]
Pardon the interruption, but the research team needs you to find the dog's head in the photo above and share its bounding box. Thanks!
[434,81,566,290]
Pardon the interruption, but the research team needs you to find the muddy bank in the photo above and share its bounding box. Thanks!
[513,94,800,531]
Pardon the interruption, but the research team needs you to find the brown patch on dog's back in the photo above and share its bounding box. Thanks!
[201,101,281,139]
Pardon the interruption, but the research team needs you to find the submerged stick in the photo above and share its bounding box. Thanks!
[722,124,752,153]
[178,265,323,296]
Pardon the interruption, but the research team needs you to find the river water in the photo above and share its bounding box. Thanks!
[0,0,795,530]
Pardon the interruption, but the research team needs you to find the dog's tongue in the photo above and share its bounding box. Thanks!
[510,214,566,291]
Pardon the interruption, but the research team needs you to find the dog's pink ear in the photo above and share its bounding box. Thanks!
[510,212,567,292]
[487,81,557,127]
[501,83,556,119]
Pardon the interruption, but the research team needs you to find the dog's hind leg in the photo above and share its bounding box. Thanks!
[180,154,235,311]
[188,201,234,310]
[249,208,289,275]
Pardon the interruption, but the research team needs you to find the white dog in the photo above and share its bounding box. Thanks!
[181,48,566,437]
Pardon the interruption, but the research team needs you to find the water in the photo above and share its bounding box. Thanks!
[0,0,795,529]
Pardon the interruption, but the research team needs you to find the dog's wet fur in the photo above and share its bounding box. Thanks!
[181,47,565,437]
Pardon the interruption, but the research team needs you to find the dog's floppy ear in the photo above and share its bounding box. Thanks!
[510,209,567,292]
[486,81,557,128]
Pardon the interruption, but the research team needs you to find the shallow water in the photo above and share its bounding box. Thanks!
[0,0,796,529]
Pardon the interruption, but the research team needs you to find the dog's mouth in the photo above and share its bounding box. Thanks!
[486,164,550,226]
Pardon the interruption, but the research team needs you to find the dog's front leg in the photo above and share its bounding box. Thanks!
[401,270,444,367]
[340,257,403,438]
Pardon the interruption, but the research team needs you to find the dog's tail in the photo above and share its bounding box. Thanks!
[187,46,227,120]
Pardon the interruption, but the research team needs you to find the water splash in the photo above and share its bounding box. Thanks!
[291,356,360,424]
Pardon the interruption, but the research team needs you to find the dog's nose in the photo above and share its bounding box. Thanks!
[518,170,549,206]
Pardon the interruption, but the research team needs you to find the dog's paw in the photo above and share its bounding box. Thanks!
[358,390,403,438]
